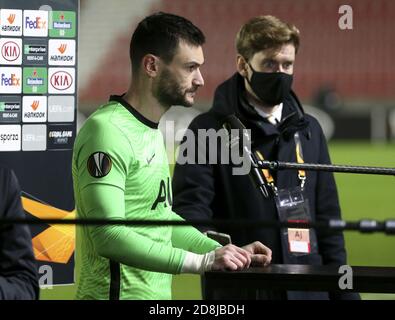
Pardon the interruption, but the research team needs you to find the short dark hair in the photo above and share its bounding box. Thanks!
[130,12,205,74]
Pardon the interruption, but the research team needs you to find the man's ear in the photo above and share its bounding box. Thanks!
[236,54,248,78]
[142,54,159,78]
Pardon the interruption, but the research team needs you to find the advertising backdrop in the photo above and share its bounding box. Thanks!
[0,0,78,285]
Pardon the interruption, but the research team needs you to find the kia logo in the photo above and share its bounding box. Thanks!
[50,71,73,90]
[2,41,20,62]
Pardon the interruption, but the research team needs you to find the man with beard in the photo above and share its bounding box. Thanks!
[72,12,271,300]
[172,15,359,300]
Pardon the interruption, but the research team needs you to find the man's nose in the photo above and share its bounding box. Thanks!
[193,69,204,87]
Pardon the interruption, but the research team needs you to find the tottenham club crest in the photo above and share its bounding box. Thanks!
[87,152,112,178]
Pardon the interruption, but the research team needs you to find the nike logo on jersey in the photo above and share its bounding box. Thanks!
[147,153,155,165]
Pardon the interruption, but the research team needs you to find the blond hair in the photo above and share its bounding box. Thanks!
[236,15,300,60]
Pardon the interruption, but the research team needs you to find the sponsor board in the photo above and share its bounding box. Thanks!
[23,38,48,66]
[48,95,74,122]
[23,10,48,37]
[0,124,21,151]
[47,124,74,150]
[22,96,47,123]
[23,67,47,94]
[49,11,76,38]
[1,0,78,287]
[1,9,23,36]
[0,38,22,65]
[0,67,22,94]
[0,96,21,123]
[48,68,75,94]
[48,39,75,66]
[22,124,46,151]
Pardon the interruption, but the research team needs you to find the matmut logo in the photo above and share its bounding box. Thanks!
[0,38,22,65]
[23,10,48,37]
[48,68,75,94]
[1,9,23,36]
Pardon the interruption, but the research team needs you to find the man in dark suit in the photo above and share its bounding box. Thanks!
[172,15,359,300]
[0,165,39,300]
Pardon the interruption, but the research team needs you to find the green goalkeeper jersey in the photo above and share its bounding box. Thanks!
[72,95,219,300]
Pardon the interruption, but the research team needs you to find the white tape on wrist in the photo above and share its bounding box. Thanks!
[181,250,216,274]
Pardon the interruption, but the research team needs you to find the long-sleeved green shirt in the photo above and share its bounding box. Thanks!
[72,95,219,300]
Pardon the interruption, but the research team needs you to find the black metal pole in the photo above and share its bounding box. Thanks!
[1,218,395,234]
[256,160,395,176]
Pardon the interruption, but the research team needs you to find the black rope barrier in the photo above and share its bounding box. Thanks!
[3,149,393,235]
[256,160,395,176]
[1,218,395,234]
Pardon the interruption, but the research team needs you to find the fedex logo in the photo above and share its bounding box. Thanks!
[0,68,22,94]
[23,10,48,37]
[1,74,21,86]
[25,16,46,29]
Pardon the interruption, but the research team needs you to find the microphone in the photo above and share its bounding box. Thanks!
[223,114,269,198]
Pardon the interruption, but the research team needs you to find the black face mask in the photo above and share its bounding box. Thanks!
[246,63,293,106]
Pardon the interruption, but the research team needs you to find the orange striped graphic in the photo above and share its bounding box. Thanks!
[22,196,75,264]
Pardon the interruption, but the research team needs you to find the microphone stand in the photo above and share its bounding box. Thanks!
[255,160,395,176]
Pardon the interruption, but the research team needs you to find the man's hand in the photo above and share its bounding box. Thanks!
[242,241,272,267]
[211,244,251,271]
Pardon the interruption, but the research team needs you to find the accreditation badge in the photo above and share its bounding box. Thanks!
[287,228,310,254]
[275,186,317,256]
